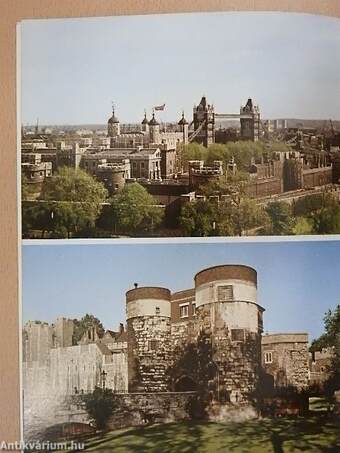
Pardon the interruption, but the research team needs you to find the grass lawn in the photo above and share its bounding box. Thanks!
[74,417,340,452]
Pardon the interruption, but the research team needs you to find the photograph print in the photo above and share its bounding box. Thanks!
[20,11,340,239]
[22,240,340,450]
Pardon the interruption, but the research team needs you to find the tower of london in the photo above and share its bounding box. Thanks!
[23,264,311,437]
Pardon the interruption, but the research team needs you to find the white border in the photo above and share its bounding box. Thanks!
[22,234,340,246]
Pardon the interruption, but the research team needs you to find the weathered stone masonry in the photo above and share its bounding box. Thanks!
[126,287,172,392]
[23,264,311,438]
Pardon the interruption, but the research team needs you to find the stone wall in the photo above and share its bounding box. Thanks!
[197,303,261,404]
[302,166,333,188]
[309,347,334,387]
[245,177,283,198]
[23,342,128,440]
[108,392,195,428]
[262,334,309,390]
[127,316,172,393]
[23,321,54,364]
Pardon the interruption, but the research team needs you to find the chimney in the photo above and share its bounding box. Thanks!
[119,323,124,334]
[134,283,138,289]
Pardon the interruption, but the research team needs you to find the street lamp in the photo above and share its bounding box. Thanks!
[101,370,107,389]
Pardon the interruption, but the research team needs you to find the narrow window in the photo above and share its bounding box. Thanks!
[264,352,273,364]
[155,306,160,315]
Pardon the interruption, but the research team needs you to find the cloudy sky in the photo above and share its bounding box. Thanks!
[22,239,340,342]
[21,11,340,125]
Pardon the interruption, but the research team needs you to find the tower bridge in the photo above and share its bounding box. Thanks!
[191,96,261,146]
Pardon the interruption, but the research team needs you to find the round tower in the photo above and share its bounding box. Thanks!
[149,113,160,144]
[107,106,120,137]
[194,265,264,405]
[141,112,149,133]
[126,286,171,392]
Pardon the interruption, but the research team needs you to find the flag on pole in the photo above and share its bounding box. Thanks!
[154,103,166,111]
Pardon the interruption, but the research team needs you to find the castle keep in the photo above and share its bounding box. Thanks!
[23,264,311,436]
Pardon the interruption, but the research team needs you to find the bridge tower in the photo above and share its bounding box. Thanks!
[193,96,215,147]
[240,98,260,141]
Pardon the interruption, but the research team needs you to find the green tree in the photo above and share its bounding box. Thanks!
[312,204,340,234]
[293,193,333,217]
[82,387,115,430]
[179,200,216,237]
[311,306,340,351]
[311,306,340,398]
[39,167,108,238]
[112,183,164,235]
[205,144,231,166]
[292,217,314,235]
[181,143,207,166]
[72,313,105,344]
[22,203,54,238]
[266,201,293,235]
[231,197,268,236]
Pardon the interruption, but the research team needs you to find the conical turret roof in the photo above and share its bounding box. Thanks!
[178,112,188,125]
[149,113,159,126]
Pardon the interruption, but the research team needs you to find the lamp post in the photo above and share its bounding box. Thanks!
[101,370,107,390]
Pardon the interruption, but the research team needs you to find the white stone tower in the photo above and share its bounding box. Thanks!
[194,265,264,404]
[148,113,160,144]
[107,105,120,137]
[178,112,189,145]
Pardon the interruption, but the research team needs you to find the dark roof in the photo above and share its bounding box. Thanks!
[142,114,149,125]
[115,331,128,342]
[108,109,119,124]
[178,113,188,126]
[199,96,207,108]
[149,113,159,126]
[95,342,112,355]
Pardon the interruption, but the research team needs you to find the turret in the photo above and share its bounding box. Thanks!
[149,113,160,144]
[194,265,264,404]
[141,112,149,133]
[107,105,120,137]
[240,98,260,142]
[193,96,215,147]
[178,112,189,145]
[126,286,171,392]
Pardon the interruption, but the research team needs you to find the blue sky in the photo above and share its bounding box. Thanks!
[22,240,340,342]
[21,11,340,125]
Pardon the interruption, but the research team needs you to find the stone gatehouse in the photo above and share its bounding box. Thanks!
[23,264,311,437]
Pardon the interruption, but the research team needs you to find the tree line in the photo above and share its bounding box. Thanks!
[22,167,164,238]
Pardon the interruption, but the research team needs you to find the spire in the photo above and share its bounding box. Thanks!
[141,110,149,125]
[108,102,119,124]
